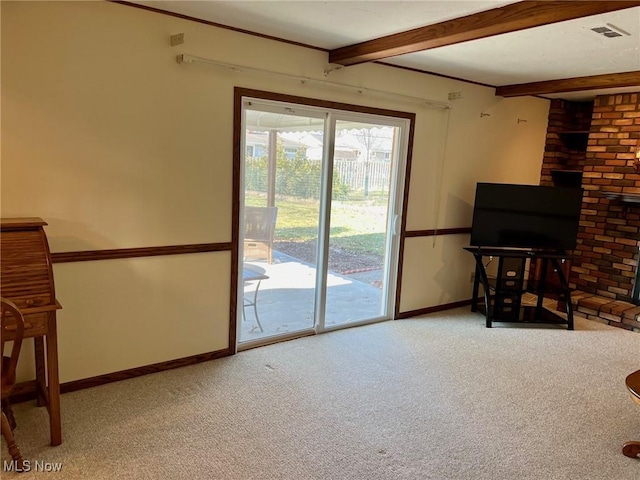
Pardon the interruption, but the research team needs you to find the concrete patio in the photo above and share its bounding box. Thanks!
[240,250,385,342]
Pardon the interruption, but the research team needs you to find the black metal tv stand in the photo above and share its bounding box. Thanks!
[464,247,574,330]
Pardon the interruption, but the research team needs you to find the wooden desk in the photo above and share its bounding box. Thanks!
[1,218,62,446]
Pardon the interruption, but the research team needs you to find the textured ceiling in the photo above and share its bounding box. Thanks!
[132,1,640,100]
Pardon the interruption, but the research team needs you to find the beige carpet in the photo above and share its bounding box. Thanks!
[2,308,640,479]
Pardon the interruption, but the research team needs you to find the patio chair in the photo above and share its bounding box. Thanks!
[244,206,278,264]
[242,264,269,333]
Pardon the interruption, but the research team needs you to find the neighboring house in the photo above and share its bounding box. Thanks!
[246,129,392,163]
[245,131,307,159]
[246,128,394,193]
[258,129,394,163]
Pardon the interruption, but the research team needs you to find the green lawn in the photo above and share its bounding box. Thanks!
[245,193,388,257]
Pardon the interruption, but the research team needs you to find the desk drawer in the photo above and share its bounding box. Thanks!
[10,294,52,311]
[3,312,48,340]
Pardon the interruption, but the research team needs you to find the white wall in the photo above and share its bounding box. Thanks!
[1,1,549,382]
[401,93,551,312]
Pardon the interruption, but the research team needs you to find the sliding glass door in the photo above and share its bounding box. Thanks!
[323,119,401,328]
[238,97,410,347]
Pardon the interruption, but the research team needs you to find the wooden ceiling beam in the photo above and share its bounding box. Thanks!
[495,71,640,97]
[328,1,640,66]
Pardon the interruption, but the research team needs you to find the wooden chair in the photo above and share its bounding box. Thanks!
[1,297,26,470]
[244,206,278,264]
[623,369,640,458]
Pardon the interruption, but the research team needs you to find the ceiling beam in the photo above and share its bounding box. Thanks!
[495,71,640,97]
[328,1,640,66]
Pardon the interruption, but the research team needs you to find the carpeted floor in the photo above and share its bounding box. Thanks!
[2,308,640,479]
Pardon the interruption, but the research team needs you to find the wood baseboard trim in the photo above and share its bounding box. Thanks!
[51,242,231,263]
[10,299,474,403]
[405,227,471,238]
[397,299,473,319]
[9,347,234,403]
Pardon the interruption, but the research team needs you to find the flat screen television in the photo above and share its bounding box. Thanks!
[470,183,583,251]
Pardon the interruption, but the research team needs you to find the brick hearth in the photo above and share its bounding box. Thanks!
[572,291,640,332]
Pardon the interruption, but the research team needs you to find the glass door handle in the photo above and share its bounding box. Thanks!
[392,215,401,235]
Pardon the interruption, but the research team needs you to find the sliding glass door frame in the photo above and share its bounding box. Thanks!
[237,100,326,348]
[233,88,415,351]
[313,113,335,333]
[314,111,411,334]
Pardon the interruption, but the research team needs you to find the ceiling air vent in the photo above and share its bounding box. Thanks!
[591,24,630,38]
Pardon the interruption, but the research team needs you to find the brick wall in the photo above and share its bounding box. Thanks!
[540,99,592,185]
[572,93,640,302]
[539,93,640,331]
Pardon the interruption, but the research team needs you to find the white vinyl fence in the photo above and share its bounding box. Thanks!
[334,159,390,192]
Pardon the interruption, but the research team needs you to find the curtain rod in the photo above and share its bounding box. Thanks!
[176,54,451,110]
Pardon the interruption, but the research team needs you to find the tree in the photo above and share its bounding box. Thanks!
[245,140,349,200]
[352,128,385,197]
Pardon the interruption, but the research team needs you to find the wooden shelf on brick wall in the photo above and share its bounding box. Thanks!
[603,192,640,206]
[558,130,589,151]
